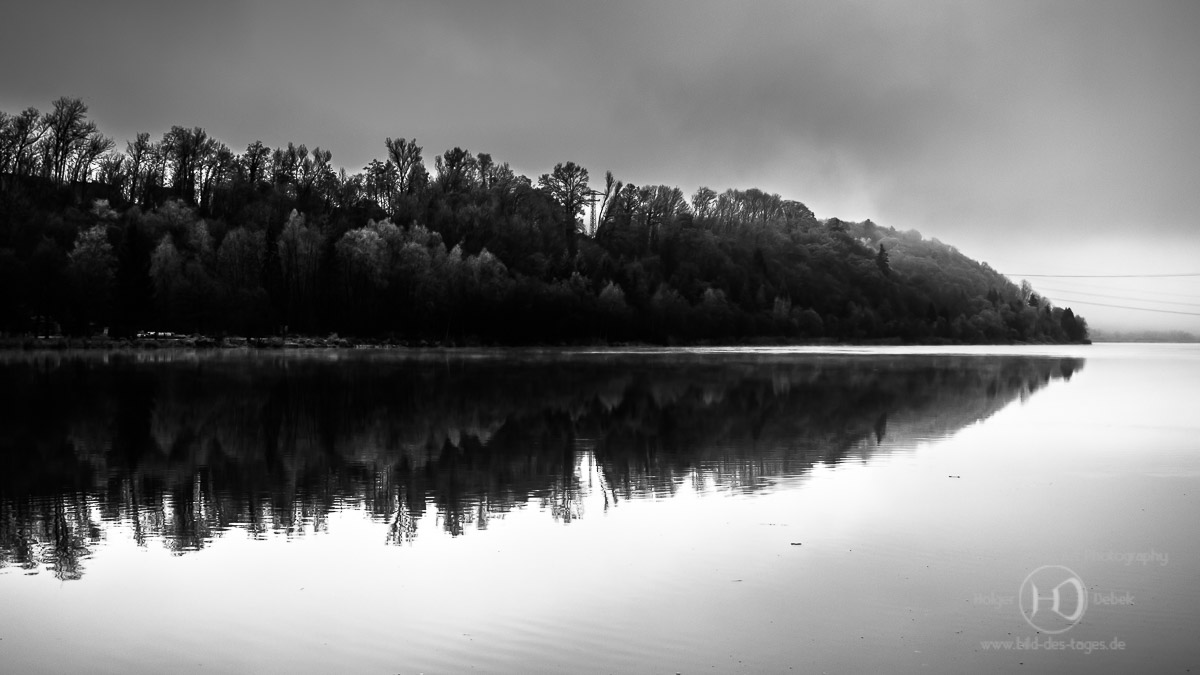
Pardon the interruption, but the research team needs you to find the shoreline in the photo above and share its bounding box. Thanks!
[0,334,1091,351]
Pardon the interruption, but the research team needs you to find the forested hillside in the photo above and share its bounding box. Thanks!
[0,97,1087,344]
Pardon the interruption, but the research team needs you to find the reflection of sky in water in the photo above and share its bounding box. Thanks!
[0,348,1085,567]
[1,345,1198,673]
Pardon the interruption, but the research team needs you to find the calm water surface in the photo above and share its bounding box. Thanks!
[1,345,1197,673]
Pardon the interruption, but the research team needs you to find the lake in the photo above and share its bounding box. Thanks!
[1,344,1197,673]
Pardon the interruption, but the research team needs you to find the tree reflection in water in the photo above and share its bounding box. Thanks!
[0,350,1083,579]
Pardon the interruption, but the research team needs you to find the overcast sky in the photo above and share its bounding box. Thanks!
[3,0,1199,331]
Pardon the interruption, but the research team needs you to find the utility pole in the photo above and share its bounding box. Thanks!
[587,188,603,237]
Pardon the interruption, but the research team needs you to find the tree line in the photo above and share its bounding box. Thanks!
[0,96,1088,343]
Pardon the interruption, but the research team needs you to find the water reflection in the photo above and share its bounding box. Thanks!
[0,350,1082,579]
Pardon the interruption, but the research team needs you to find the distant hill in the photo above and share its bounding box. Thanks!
[1089,329,1199,343]
[0,96,1087,344]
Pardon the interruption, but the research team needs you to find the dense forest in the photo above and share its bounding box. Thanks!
[0,97,1088,343]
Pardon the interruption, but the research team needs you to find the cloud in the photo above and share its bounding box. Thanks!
[4,0,1199,328]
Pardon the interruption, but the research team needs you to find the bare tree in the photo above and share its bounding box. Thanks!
[538,161,590,255]
[43,97,92,183]
[384,137,423,195]
[68,130,114,183]
[124,132,151,203]
[241,140,269,184]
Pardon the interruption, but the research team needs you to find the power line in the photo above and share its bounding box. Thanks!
[1034,279,1200,299]
[1008,272,1200,278]
[1037,287,1200,308]
[1046,294,1200,314]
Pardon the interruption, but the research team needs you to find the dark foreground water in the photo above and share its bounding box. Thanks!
[0,345,1197,673]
